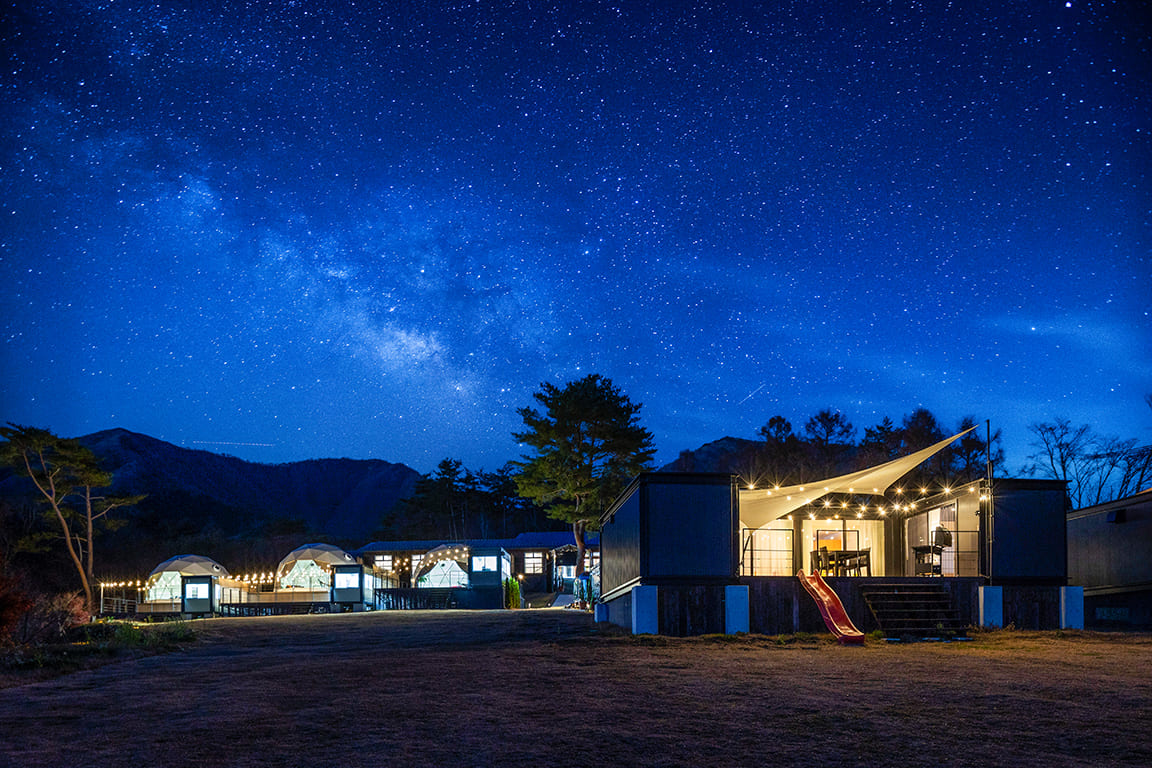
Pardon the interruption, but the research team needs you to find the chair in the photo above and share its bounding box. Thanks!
[816,547,832,576]
[850,548,871,577]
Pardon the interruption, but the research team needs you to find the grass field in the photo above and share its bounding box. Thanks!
[2,610,1150,767]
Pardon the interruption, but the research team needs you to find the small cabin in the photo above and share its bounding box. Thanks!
[1068,489,1152,628]
[597,472,1079,636]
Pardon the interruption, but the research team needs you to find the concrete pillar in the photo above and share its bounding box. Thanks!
[979,585,1003,628]
[1061,586,1084,629]
[632,585,659,635]
[725,585,750,634]
[593,602,609,623]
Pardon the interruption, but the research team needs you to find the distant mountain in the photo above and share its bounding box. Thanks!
[73,429,421,540]
[660,436,761,474]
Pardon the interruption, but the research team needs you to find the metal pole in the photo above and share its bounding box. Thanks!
[986,419,994,580]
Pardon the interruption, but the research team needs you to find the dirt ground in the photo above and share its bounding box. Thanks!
[1,610,1150,768]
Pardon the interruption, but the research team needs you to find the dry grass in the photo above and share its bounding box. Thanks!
[1,610,1150,767]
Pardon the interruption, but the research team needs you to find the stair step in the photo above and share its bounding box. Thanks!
[861,585,966,638]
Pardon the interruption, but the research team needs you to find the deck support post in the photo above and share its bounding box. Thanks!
[725,585,749,634]
[632,585,659,635]
[1060,586,1084,629]
[979,585,1003,628]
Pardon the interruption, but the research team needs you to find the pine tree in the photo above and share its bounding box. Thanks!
[513,375,655,575]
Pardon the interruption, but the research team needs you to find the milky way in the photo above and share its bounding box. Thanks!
[2,0,1149,472]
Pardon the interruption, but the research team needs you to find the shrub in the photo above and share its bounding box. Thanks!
[503,578,522,609]
[0,572,33,642]
[10,592,89,645]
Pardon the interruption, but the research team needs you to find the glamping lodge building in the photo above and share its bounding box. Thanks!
[597,428,1082,637]
[102,532,597,617]
[1068,489,1152,629]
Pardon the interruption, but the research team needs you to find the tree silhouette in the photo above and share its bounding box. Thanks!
[0,424,142,612]
[513,375,655,575]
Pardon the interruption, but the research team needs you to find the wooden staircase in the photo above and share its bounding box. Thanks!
[860,583,966,638]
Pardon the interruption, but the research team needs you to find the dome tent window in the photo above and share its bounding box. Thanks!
[334,572,360,590]
[472,555,498,572]
[185,582,209,600]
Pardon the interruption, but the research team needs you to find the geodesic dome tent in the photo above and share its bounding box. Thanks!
[276,543,357,590]
[145,554,229,602]
[412,544,471,588]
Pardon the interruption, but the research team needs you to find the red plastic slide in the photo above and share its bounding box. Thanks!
[797,569,866,645]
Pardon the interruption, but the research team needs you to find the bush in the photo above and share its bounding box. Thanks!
[503,578,522,609]
[0,572,33,642]
[9,592,89,645]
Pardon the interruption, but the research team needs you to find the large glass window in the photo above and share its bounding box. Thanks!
[905,500,978,576]
[334,572,359,589]
[801,518,884,575]
[524,552,543,574]
[146,571,182,602]
[742,521,794,576]
[279,559,330,590]
[417,560,468,588]
[375,555,392,571]
[185,582,209,600]
[472,555,497,572]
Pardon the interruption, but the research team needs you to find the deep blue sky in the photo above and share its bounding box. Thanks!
[2,1,1149,474]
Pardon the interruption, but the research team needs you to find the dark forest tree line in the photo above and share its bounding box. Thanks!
[670,407,1006,494]
[375,459,562,541]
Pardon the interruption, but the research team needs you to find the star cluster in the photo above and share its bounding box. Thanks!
[2,0,1149,471]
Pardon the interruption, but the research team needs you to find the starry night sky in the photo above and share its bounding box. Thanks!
[2,1,1149,473]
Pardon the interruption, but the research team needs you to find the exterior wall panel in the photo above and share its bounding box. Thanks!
[991,481,1068,585]
[645,482,734,578]
[600,486,641,597]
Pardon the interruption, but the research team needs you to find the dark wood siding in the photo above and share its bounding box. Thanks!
[991,482,1068,585]
[601,487,641,596]
[646,482,735,578]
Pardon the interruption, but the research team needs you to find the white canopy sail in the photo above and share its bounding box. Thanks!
[738,426,976,530]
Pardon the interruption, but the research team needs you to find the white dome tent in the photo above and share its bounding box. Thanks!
[276,543,356,591]
[144,554,229,602]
